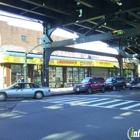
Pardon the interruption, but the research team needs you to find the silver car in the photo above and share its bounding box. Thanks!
[0,82,51,101]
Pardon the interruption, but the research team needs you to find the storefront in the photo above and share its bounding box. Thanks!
[0,51,135,88]
[91,60,114,80]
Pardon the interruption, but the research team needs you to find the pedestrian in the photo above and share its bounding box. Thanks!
[21,77,24,82]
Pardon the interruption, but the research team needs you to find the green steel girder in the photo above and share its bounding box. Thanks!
[50,27,140,48]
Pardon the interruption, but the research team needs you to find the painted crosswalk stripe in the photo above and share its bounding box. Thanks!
[47,98,81,103]
[65,98,100,104]
[86,99,121,107]
[120,103,140,110]
[50,98,98,103]
[47,97,78,102]
[80,98,110,105]
[105,101,134,108]
[46,97,82,102]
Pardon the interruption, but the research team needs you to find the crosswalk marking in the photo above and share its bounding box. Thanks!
[49,98,99,104]
[42,96,140,111]
[86,99,121,107]
[105,101,134,108]
[79,98,110,104]
[46,97,81,102]
[46,97,78,102]
[121,103,140,110]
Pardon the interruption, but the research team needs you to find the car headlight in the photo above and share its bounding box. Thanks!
[82,85,86,87]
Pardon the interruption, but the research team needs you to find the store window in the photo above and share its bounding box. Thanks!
[109,68,119,77]
[11,64,23,84]
[49,67,56,88]
[33,65,42,85]
[67,67,73,87]
[56,67,63,87]
[49,67,63,88]
[66,67,88,87]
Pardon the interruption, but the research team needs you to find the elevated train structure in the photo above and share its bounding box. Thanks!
[0,0,140,86]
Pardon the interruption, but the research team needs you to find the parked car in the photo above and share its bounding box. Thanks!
[105,76,126,91]
[130,77,140,89]
[0,82,51,101]
[73,77,105,94]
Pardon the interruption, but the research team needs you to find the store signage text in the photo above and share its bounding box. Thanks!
[49,60,80,66]
[0,55,116,68]
[94,60,114,67]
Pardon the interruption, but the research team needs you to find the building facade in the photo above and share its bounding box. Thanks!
[0,20,137,88]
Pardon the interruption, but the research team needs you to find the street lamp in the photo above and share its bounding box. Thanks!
[23,43,46,82]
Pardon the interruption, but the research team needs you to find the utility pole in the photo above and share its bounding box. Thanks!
[23,42,50,82]
[24,52,27,82]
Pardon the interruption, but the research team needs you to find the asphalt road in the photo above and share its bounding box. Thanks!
[0,88,140,140]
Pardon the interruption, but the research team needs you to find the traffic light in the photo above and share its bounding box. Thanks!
[112,30,125,35]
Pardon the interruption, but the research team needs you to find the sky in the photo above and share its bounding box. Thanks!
[0,10,118,57]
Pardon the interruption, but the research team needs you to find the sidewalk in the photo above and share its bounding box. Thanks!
[50,87,75,96]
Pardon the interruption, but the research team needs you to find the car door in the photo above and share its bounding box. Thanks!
[91,78,98,90]
[6,83,23,98]
[22,83,35,98]
[96,78,104,89]
[116,78,122,88]
[113,78,119,88]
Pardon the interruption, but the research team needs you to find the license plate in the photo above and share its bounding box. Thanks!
[76,88,79,91]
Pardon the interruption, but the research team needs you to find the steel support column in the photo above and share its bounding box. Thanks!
[42,48,54,87]
[118,38,123,77]
[118,57,123,77]
[42,23,55,87]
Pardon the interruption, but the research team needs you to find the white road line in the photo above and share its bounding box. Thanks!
[80,98,110,105]
[46,97,79,102]
[50,98,99,104]
[86,99,121,107]
[63,98,99,104]
[105,101,134,108]
[121,103,140,110]
[46,97,90,101]
[47,98,81,103]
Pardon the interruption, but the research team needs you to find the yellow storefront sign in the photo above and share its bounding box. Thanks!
[80,61,92,66]
[0,56,42,64]
[0,55,114,68]
[49,60,81,66]
[93,60,114,67]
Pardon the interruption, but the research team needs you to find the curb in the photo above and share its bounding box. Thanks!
[51,91,75,96]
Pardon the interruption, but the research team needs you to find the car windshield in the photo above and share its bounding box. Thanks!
[106,77,113,82]
[81,78,91,83]
[7,83,18,88]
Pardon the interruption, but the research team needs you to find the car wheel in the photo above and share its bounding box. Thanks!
[122,85,126,90]
[101,86,105,92]
[87,87,92,94]
[34,92,43,99]
[0,93,6,101]
[112,86,116,91]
